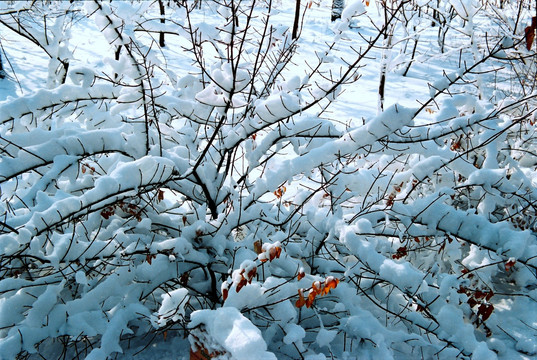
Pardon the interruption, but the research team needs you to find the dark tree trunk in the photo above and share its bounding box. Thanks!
[159,0,165,47]
[292,0,301,39]
[114,45,123,80]
[0,40,4,79]
[331,0,344,22]
[59,59,69,84]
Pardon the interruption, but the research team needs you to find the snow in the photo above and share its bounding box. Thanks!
[283,323,306,345]
[437,304,479,354]
[379,259,426,294]
[189,307,277,360]
[68,67,95,88]
[156,288,189,327]
[472,342,498,360]
[255,91,302,122]
[316,328,337,348]
[341,1,367,21]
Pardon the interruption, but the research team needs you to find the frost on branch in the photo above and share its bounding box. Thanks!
[0,0,537,359]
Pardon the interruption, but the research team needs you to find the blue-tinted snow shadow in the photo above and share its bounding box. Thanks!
[0,76,18,102]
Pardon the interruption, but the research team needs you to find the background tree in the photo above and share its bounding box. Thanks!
[158,0,166,47]
[331,0,345,21]
[0,38,4,79]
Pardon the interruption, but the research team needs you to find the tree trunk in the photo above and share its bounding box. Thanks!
[331,0,344,22]
[378,2,392,113]
[292,0,301,39]
[0,44,4,79]
[114,44,123,80]
[159,0,165,47]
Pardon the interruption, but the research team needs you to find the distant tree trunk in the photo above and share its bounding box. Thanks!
[0,54,3,78]
[378,2,393,113]
[159,0,165,47]
[402,29,418,77]
[59,59,69,85]
[114,44,123,80]
[513,0,524,34]
[292,0,300,39]
[331,0,344,22]
[0,39,5,79]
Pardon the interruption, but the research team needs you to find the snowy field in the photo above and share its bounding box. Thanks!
[1,0,537,359]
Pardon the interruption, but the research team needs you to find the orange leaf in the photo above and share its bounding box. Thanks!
[306,291,316,308]
[222,288,229,301]
[274,186,286,199]
[247,267,257,283]
[297,271,305,281]
[163,331,168,341]
[236,277,247,293]
[327,277,339,288]
[311,281,322,295]
[253,240,263,254]
[268,247,275,261]
[269,246,282,261]
[322,277,339,295]
[505,259,516,272]
[295,289,306,308]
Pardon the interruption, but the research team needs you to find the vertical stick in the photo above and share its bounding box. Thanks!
[292,0,301,39]
[159,0,165,47]
[0,39,4,79]
[378,1,391,113]
[514,0,524,34]
[114,44,122,80]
